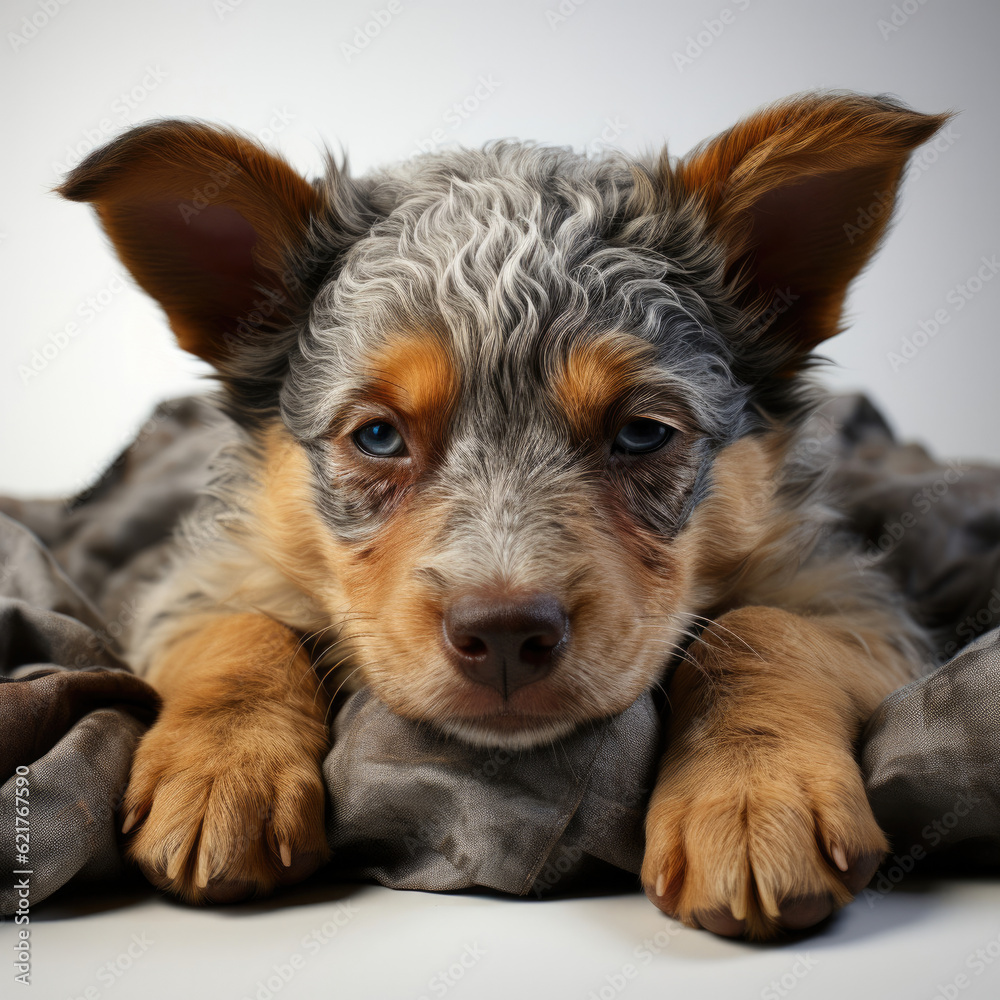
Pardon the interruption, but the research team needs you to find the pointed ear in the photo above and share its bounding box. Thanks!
[57,120,324,367]
[667,92,952,368]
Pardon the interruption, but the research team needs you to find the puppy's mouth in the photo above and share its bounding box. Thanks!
[353,592,665,749]
[435,708,583,750]
[361,647,651,750]
[430,674,576,742]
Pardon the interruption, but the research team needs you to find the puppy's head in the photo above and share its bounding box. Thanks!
[60,94,948,747]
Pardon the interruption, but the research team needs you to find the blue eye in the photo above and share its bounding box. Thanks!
[353,422,406,457]
[614,419,673,455]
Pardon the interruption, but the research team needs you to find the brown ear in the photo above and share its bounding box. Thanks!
[57,120,324,366]
[668,92,952,366]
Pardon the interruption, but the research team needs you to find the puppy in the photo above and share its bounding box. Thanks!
[57,91,946,938]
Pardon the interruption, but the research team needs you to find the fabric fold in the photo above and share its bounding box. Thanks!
[1,392,998,915]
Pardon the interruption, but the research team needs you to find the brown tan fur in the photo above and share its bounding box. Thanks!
[639,431,918,938]
[253,410,682,742]
[58,121,324,364]
[557,333,694,440]
[57,93,949,934]
[125,391,917,917]
[356,331,459,451]
[641,604,911,939]
[650,93,950,359]
[122,613,329,902]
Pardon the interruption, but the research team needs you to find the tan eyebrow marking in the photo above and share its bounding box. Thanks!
[357,330,459,448]
[554,333,659,440]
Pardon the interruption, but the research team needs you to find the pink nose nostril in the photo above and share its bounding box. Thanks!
[443,594,569,697]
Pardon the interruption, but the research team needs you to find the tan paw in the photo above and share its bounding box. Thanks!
[641,746,885,939]
[121,704,329,903]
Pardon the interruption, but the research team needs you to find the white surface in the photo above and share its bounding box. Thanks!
[2,2,999,997]
[1,0,999,495]
[4,879,1000,1000]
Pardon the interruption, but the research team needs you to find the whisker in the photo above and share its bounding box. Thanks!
[322,661,390,726]
[286,613,378,691]
[313,654,357,705]
[312,632,376,666]
[683,612,765,661]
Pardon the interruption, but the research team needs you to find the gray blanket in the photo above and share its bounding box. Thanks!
[1,393,998,915]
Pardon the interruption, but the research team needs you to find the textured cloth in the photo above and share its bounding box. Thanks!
[0,514,159,912]
[1,393,999,915]
[325,686,660,896]
[862,627,1000,867]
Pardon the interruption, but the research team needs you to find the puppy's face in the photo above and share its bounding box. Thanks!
[285,158,756,747]
[304,329,712,748]
[60,95,947,746]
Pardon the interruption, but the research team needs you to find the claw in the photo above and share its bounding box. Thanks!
[166,849,186,883]
[729,891,749,922]
[830,842,849,872]
[195,843,211,889]
[121,809,140,835]
[279,841,292,868]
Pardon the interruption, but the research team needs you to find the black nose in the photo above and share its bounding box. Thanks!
[443,594,569,697]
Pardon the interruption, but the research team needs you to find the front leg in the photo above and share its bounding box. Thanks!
[122,613,330,902]
[642,605,914,939]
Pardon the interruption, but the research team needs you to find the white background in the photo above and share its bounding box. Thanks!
[13,879,1000,1000]
[1,1,999,998]
[0,0,998,495]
